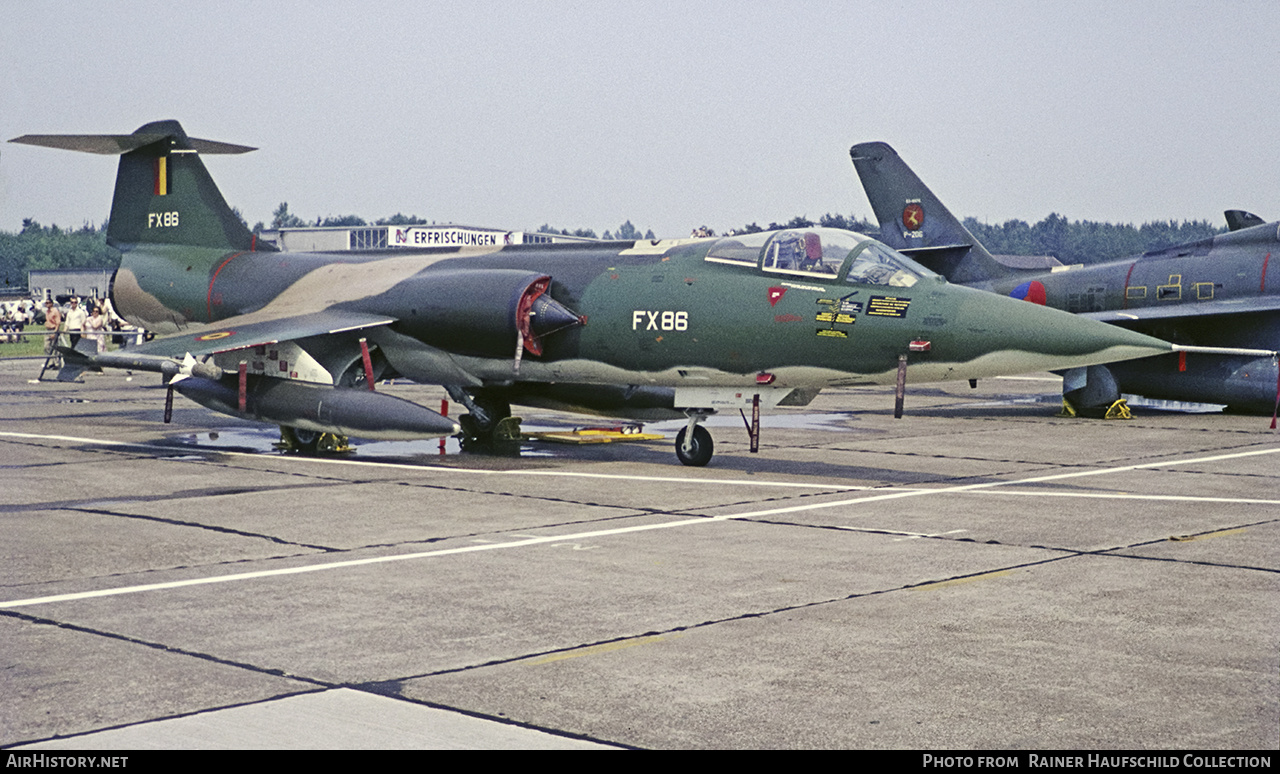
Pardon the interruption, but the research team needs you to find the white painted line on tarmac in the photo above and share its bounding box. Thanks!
[0,514,729,609]
[957,489,1280,506]
[2,434,1277,611]
[886,529,968,541]
[675,446,1280,520]
[0,431,135,447]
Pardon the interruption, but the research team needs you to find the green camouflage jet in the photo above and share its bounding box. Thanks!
[11,121,1176,465]
[851,141,1280,416]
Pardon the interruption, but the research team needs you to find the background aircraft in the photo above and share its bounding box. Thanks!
[10,122,1176,464]
[850,141,1280,416]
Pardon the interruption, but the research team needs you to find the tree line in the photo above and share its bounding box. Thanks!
[962,213,1223,266]
[267,202,435,230]
[1,219,118,294]
[0,209,1231,292]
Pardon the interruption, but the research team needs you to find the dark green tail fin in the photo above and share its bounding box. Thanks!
[10,120,263,252]
[1224,209,1266,232]
[850,141,1012,285]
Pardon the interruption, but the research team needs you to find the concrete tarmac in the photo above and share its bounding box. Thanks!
[1,358,1276,749]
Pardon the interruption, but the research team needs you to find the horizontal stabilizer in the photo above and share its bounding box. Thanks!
[989,254,1064,270]
[9,134,256,155]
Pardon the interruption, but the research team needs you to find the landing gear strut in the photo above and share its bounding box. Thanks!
[447,388,519,448]
[675,410,714,467]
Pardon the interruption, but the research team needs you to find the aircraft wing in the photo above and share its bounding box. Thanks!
[1083,295,1280,324]
[118,309,397,360]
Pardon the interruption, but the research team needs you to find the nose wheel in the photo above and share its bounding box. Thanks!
[675,412,714,466]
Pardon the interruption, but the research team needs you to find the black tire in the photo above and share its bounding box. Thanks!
[675,425,713,467]
[460,396,512,439]
[282,426,320,454]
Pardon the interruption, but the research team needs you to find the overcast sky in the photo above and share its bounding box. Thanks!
[2,1,1277,238]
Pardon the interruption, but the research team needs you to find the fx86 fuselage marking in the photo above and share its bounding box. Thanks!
[148,211,180,228]
[632,310,689,331]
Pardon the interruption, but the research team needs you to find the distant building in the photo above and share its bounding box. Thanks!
[28,269,113,302]
[257,225,598,252]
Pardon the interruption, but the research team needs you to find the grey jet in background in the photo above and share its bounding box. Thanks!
[850,141,1279,416]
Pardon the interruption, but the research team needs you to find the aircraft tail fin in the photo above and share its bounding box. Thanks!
[10,120,268,253]
[1224,209,1266,232]
[850,141,1012,285]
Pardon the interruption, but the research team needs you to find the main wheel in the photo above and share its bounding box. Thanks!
[459,395,512,440]
[281,426,320,454]
[675,425,713,467]
[280,426,351,454]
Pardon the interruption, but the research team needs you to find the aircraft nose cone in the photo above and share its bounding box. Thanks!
[944,288,1170,378]
[529,293,584,337]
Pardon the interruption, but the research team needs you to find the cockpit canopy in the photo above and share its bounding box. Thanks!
[704,227,936,288]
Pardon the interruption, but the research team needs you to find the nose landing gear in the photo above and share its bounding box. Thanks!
[675,410,714,466]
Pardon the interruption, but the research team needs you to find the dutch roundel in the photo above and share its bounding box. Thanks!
[1011,280,1047,305]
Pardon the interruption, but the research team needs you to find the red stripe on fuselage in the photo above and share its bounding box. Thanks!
[1122,260,1138,309]
[1262,253,1271,293]
[207,252,245,320]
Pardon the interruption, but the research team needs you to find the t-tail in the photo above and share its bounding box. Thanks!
[11,120,276,332]
[850,141,1018,287]
[10,120,266,254]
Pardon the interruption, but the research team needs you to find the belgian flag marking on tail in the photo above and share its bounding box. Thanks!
[154,155,168,196]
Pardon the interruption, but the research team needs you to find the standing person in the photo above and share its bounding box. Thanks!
[42,300,63,357]
[64,297,87,347]
[83,306,108,353]
[14,300,31,342]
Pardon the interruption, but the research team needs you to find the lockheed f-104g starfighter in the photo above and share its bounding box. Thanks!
[11,121,1177,464]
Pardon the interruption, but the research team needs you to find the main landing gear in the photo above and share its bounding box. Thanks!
[277,426,352,454]
[448,389,521,450]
